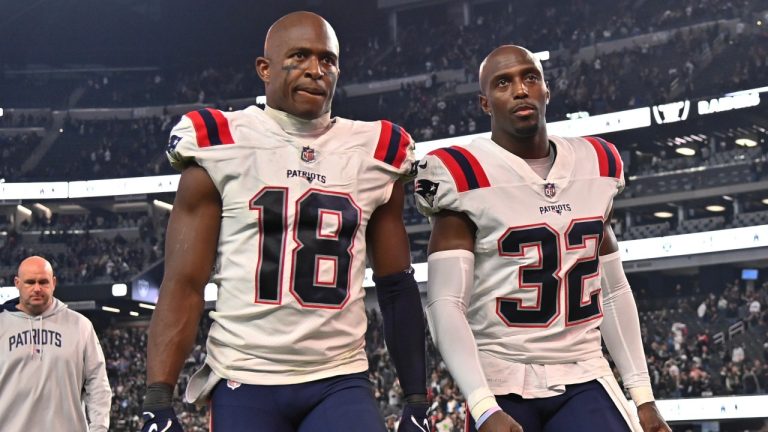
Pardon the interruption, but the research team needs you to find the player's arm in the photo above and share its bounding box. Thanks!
[426,210,521,432]
[143,164,221,428]
[599,209,671,432]
[366,181,430,429]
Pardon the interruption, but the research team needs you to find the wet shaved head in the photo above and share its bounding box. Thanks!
[264,11,339,62]
[256,11,341,119]
[479,45,545,95]
[477,44,550,156]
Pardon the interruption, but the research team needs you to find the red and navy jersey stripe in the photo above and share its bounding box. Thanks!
[374,120,411,168]
[429,146,491,193]
[584,136,622,179]
[185,108,235,147]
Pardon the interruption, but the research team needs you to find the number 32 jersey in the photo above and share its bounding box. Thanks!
[415,135,624,373]
[167,106,415,385]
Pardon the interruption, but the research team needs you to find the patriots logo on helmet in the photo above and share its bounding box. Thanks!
[415,179,439,207]
[544,182,556,198]
[301,146,317,164]
[167,135,182,153]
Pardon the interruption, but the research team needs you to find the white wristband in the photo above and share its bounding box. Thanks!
[467,388,500,423]
[629,386,655,407]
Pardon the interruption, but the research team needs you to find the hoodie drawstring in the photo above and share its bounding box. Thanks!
[28,314,44,359]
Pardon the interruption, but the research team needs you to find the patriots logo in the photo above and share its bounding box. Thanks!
[415,179,439,207]
[544,182,556,198]
[166,135,182,153]
[301,146,317,163]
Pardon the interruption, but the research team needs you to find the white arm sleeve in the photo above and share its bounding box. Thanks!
[425,249,499,422]
[599,251,654,406]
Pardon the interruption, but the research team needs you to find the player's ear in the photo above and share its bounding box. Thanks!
[255,57,270,83]
[479,94,491,116]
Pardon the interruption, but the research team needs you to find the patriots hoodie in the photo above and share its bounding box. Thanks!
[0,297,112,431]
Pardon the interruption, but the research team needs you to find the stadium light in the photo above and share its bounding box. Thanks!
[129,311,139,317]
[153,199,173,212]
[101,306,120,313]
[705,205,726,212]
[0,108,3,117]
[653,211,674,219]
[16,205,32,217]
[735,138,757,147]
[111,283,128,297]
[32,203,52,220]
[675,147,696,156]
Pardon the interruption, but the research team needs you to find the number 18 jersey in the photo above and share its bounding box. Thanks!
[167,106,415,385]
[415,135,624,371]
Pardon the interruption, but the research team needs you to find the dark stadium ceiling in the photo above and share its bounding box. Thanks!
[0,0,376,66]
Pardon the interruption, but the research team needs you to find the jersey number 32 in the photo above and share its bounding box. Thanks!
[497,218,604,327]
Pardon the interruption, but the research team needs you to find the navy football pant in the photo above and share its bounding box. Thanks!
[209,371,386,432]
[466,380,630,432]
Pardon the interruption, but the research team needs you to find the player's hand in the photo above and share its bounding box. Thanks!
[478,411,523,432]
[637,402,671,432]
[141,407,184,432]
[397,402,432,432]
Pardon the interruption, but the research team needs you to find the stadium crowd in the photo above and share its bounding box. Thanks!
[0,212,164,287]
[2,1,768,430]
[4,24,766,182]
[0,0,765,185]
[95,277,768,431]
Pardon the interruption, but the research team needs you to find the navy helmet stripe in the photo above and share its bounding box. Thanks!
[444,147,480,190]
[595,137,617,178]
[197,109,223,146]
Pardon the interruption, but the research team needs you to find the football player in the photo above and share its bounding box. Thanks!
[415,45,671,432]
[142,11,429,432]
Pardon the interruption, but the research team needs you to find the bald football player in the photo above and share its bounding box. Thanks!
[142,11,429,432]
[415,45,671,432]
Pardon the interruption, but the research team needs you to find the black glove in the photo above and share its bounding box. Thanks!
[398,401,432,432]
[141,407,183,432]
[141,383,184,432]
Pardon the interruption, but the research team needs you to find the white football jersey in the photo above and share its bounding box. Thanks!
[416,135,624,366]
[167,106,415,385]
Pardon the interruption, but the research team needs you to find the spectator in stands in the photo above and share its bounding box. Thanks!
[0,256,112,431]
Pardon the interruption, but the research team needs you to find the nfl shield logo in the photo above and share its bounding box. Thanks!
[301,146,317,163]
[544,183,556,198]
[226,380,241,390]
